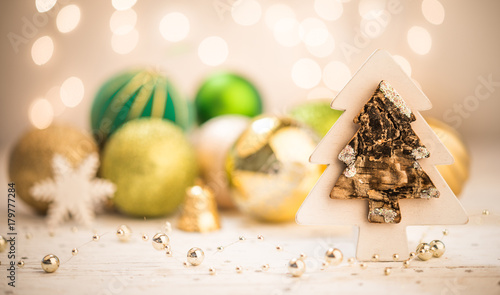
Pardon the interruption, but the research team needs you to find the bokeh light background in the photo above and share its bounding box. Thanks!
[0,0,499,149]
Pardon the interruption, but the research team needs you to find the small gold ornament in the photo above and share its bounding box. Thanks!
[393,254,399,261]
[116,225,132,242]
[403,259,411,268]
[177,185,220,233]
[482,210,490,216]
[239,236,246,241]
[360,263,367,269]
[41,254,60,273]
[235,266,243,273]
[416,243,433,261]
[384,267,392,276]
[166,250,172,256]
[442,229,449,236]
[187,248,205,266]
[183,261,189,267]
[325,248,343,266]
[409,252,417,259]
[142,234,149,241]
[429,240,446,258]
[226,116,322,222]
[92,234,100,241]
[371,254,379,262]
[152,233,170,251]
[257,235,264,241]
[276,245,283,251]
[261,264,270,271]
[321,261,328,270]
[71,248,78,256]
[0,235,7,252]
[209,267,216,275]
[17,261,25,268]
[217,246,224,252]
[299,253,307,260]
[347,257,355,265]
[288,258,306,277]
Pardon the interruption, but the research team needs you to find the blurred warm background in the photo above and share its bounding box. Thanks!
[0,0,499,216]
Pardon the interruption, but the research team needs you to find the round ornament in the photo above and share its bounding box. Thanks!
[325,248,343,266]
[289,100,343,138]
[101,118,198,217]
[152,233,170,250]
[288,258,306,277]
[91,69,192,146]
[194,72,262,124]
[416,243,433,261]
[8,125,98,214]
[226,116,322,222]
[426,117,470,197]
[429,240,446,258]
[193,115,250,208]
[187,247,205,266]
[41,254,60,273]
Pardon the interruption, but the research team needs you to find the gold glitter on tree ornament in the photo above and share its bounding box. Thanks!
[41,254,60,273]
[177,185,220,233]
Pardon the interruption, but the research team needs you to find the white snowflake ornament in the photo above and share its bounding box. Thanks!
[30,153,116,228]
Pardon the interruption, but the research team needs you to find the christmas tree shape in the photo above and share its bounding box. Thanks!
[296,50,468,261]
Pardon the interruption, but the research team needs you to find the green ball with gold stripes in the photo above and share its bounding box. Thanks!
[91,69,193,146]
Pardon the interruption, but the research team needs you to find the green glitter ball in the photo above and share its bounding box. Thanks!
[91,69,193,146]
[289,100,343,138]
[195,72,262,124]
[101,118,198,217]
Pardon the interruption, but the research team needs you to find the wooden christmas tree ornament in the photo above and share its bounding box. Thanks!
[296,50,468,261]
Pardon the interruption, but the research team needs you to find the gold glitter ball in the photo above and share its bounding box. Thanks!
[429,240,446,258]
[177,185,220,233]
[325,248,343,266]
[152,233,170,251]
[288,258,306,277]
[187,247,205,266]
[416,243,433,261]
[41,254,60,273]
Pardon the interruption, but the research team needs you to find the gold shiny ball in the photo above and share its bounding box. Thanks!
[235,266,243,273]
[187,247,205,266]
[165,245,171,251]
[442,229,449,236]
[116,225,132,242]
[325,248,343,266]
[0,235,7,252]
[393,254,399,261]
[321,261,329,270]
[183,261,189,267]
[299,253,307,260]
[371,254,379,262]
[165,250,172,256]
[482,210,490,216]
[92,234,100,241]
[347,257,355,265]
[403,259,411,268]
[261,264,270,271]
[276,245,283,251]
[239,236,246,241]
[17,260,25,268]
[152,233,170,251]
[288,258,306,277]
[429,240,446,258]
[416,243,433,261]
[71,248,78,256]
[209,267,216,275]
[226,116,322,222]
[360,263,367,269]
[409,252,417,259]
[8,125,98,214]
[257,235,264,241]
[142,234,149,241]
[41,254,60,273]
[384,267,392,276]
[217,246,224,252]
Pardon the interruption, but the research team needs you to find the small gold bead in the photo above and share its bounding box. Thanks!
[17,260,25,268]
[347,257,355,265]
[41,254,60,273]
[321,261,329,270]
[393,254,399,261]
[288,258,306,277]
[325,248,343,266]
[276,245,283,251]
[235,265,243,273]
[403,259,411,268]
[165,250,172,256]
[217,246,224,252]
[409,252,417,259]
[71,248,78,256]
[261,264,270,271]
[372,254,379,262]
[209,267,216,275]
[152,233,170,251]
[299,253,307,260]
[442,229,449,236]
[142,234,149,241]
[257,235,264,241]
[92,234,100,241]
[482,210,490,216]
[384,267,391,276]
[116,225,132,242]
[360,263,367,269]
[429,240,446,258]
[26,233,32,239]
[183,261,188,267]
[187,247,205,266]
[416,243,433,261]
[239,236,246,241]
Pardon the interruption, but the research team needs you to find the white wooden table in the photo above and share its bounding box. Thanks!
[0,140,499,295]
